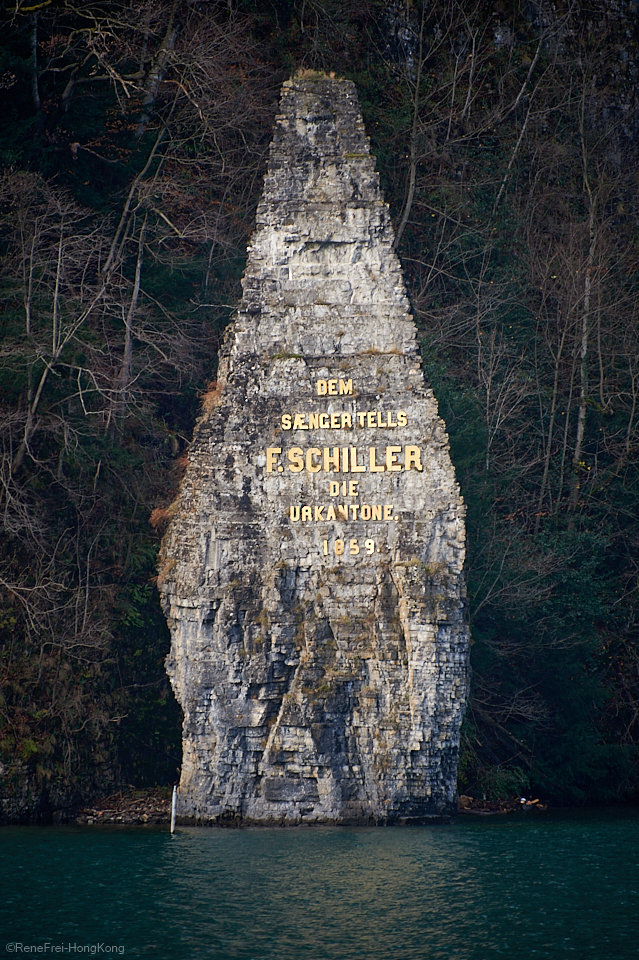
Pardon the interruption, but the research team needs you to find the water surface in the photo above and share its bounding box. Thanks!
[2,808,638,959]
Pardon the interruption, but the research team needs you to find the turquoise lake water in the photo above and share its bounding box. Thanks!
[2,808,638,960]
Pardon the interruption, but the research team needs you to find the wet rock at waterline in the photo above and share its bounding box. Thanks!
[158,75,469,824]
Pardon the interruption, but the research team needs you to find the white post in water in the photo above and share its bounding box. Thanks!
[170,784,177,834]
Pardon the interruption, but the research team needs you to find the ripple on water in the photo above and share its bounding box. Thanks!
[1,808,638,960]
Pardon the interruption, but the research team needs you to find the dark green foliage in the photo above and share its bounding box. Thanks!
[114,581,182,786]
[0,0,278,812]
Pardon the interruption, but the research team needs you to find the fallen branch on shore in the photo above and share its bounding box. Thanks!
[458,795,548,815]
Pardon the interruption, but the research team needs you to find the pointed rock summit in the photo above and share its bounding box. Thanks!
[159,75,470,824]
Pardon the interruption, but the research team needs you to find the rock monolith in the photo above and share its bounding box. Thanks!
[158,74,469,824]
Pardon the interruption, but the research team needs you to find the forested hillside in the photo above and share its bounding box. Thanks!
[1,0,638,817]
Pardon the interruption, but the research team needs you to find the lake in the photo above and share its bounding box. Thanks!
[2,807,638,959]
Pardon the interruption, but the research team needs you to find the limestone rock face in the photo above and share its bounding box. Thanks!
[158,76,470,824]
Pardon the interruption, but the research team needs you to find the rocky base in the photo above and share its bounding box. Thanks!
[73,789,171,825]
[177,806,455,828]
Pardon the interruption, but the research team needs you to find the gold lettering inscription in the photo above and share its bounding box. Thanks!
[329,480,358,497]
[266,448,282,472]
[279,445,423,472]
[369,447,385,473]
[320,538,376,559]
[350,447,366,473]
[276,378,424,532]
[288,447,304,472]
[282,409,406,430]
[405,445,423,471]
[288,503,394,522]
[276,379,418,531]
[324,447,340,473]
[306,448,322,473]
[386,446,402,472]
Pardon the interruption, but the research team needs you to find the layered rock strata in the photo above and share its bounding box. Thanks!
[158,75,469,824]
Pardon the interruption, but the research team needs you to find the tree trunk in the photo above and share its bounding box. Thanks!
[570,111,597,510]
[535,318,568,534]
[117,215,147,418]
[136,1,180,139]
[393,1,425,251]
